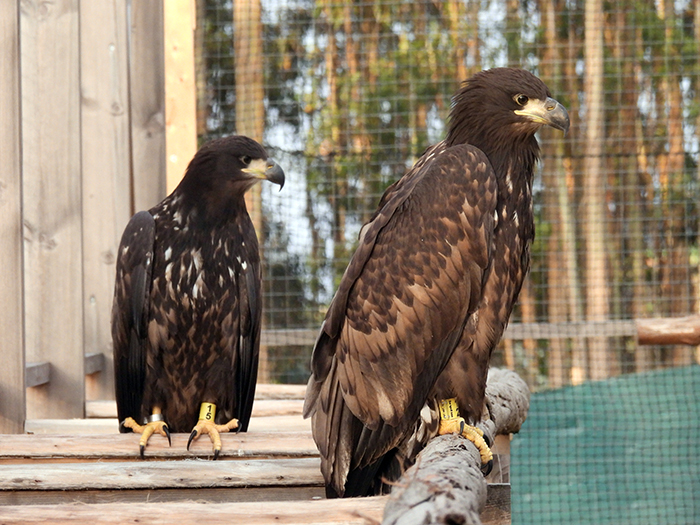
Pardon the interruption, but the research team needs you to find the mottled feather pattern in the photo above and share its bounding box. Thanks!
[304,68,569,497]
[112,135,283,440]
[139,196,261,431]
[112,211,155,428]
[305,145,499,494]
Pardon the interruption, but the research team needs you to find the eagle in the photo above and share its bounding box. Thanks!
[303,68,569,497]
[112,135,284,459]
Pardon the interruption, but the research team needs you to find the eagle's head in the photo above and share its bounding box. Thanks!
[175,135,285,220]
[446,68,569,158]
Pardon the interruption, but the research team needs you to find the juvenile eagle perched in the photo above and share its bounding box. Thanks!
[112,135,284,458]
[303,68,569,497]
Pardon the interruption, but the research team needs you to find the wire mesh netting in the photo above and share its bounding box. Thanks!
[195,1,699,522]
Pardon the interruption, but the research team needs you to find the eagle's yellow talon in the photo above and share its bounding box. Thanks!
[187,419,239,454]
[122,416,170,458]
[438,398,493,466]
[439,416,493,464]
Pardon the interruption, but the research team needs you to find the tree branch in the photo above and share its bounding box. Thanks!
[382,368,530,525]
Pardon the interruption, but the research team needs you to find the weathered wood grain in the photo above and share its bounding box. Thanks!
[24,414,312,435]
[0,0,25,434]
[0,497,390,524]
[0,431,317,462]
[79,0,132,403]
[21,0,85,420]
[129,0,166,212]
[0,485,326,507]
[0,457,323,492]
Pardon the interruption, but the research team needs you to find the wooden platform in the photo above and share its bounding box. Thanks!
[0,385,511,524]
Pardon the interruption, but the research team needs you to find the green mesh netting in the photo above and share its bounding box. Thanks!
[512,365,700,524]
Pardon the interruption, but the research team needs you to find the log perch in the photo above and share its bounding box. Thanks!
[382,368,530,525]
[636,314,700,346]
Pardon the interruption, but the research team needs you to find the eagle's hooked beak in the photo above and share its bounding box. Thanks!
[243,159,286,190]
[515,96,570,136]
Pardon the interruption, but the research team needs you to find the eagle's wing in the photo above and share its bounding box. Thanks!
[112,210,155,429]
[233,261,262,431]
[304,144,498,494]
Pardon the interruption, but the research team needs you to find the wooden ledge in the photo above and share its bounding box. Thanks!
[0,431,318,462]
[0,495,389,524]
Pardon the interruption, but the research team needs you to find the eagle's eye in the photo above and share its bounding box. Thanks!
[514,94,529,106]
[241,155,252,165]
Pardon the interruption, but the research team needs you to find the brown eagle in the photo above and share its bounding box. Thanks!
[112,135,284,458]
[303,68,569,497]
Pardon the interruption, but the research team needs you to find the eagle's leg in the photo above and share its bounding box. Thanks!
[438,398,493,475]
[122,407,171,459]
[186,402,239,460]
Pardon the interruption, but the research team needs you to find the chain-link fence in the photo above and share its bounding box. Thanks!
[197,3,699,519]
[198,0,699,384]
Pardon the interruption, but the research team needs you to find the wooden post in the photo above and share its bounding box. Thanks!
[636,314,700,347]
[21,0,85,419]
[80,0,133,402]
[129,1,167,213]
[0,0,25,433]
[164,0,198,193]
[234,0,269,383]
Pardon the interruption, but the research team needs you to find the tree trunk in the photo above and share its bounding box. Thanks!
[583,0,612,381]
[233,0,267,381]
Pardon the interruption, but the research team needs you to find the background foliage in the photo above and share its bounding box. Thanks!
[195,0,700,388]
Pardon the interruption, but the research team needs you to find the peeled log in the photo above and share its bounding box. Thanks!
[636,314,700,346]
[382,368,530,525]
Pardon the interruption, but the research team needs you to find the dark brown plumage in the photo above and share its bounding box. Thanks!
[112,135,284,456]
[303,68,569,497]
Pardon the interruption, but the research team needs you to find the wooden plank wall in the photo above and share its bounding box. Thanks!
[128,2,167,213]
[0,1,25,434]
[81,0,132,403]
[21,0,85,420]
[164,0,197,193]
[0,2,166,432]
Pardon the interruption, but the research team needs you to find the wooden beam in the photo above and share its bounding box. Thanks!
[21,0,84,420]
[84,353,105,376]
[0,0,25,433]
[25,362,50,389]
[0,457,323,491]
[255,383,306,399]
[23,354,103,391]
[0,431,317,462]
[79,0,132,402]
[636,314,700,346]
[504,320,637,340]
[0,486,325,507]
[163,0,197,193]
[0,497,389,524]
[25,414,312,434]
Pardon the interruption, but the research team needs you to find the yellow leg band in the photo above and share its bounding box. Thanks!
[439,398,460,420]
[438,398,493,466]
[199,402,216,421]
